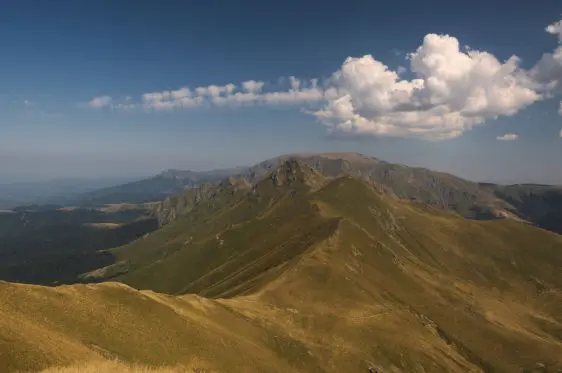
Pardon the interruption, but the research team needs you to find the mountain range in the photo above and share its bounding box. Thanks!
[10,152,558,236]
[1,154,561,372]
[75,168,245,206]
[147,153,562,235]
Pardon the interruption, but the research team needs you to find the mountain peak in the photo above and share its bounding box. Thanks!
[287,152,378,164]
[269,158,325,188]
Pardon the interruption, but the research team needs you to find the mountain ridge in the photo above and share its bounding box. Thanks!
[147,153,562,234]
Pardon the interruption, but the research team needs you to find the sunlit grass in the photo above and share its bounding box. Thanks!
[31,360,215,373]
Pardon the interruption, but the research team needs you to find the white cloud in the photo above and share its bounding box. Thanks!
[289,76,301,90]
[262,82,324,104]
[241,80,265,93]
[195,84,236,97]
[142,88,204,110]
[496,133,518,141]
[313,34,539,139]
[89,19,562,141]
[136,79,324,110]
[140,84,237,110]
[529,20,562,92]
[88,95,112,108]
[546,20,562,41]
[171,88,192,99]
[210,92,260,106]
[559,101,562,115]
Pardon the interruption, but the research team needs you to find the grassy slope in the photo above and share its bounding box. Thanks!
[32,360,215,373]
[0,282,302,373]
[103,161,333,296]
[3,166,562,372]
[120,171,562,371]
[260,176,562,372]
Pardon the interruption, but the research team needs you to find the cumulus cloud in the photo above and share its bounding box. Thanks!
[136,78,325,110]
[262,78,323,104]
[496,133,518,141]
[195,84,236,97]
[88,95,112,108]
[89,19,562,141]
[546,20,562,41]
[529,20,562,92]
[141,87,204,110]
[559,101,562,115]
[241,80,265,93]
[313,34,540,139]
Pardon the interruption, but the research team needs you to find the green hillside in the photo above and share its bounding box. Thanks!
[56,160,562,372]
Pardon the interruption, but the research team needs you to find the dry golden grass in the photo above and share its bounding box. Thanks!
[3,175,562,373]
[0,281,301,373]
[100,202,158,213]
[82,222,122,229]
[29,359,216,373]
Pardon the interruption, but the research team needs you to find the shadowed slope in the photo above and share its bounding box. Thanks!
[98,160,334,296]
[490,184,562,234]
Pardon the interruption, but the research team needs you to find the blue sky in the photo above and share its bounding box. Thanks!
[1,0,561,183]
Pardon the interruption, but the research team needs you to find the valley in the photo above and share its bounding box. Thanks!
[0,203,158,285]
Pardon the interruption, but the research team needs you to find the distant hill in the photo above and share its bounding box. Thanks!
[76,168,244,206]
[14,154,558,234]
[6,160,561,372]
[150,152,562,234]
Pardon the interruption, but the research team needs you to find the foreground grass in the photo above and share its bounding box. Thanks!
[31,360,215,373]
